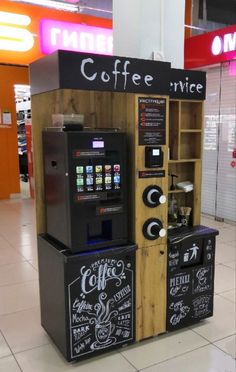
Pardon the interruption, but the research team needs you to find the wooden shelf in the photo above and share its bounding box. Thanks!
[180,129,202,133]
[169,99,203,226]
[168,159,201,163]
[168,189,185,194]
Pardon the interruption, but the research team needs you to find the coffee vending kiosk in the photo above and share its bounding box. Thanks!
[30,50,218,363]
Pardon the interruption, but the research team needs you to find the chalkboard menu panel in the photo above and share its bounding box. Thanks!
[167,266,214,330]
[138,97,166,146]
[67,253,135,359]
[167,225,218,331]
[38,235,136,362]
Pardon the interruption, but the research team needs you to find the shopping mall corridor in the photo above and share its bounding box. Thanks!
[0,198,235,371]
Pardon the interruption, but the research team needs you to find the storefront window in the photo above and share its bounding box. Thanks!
[202,61,236,222]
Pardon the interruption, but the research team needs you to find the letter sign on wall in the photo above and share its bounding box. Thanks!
[0,11,34,52]
[185,24,236,69]
[40,19,113,56]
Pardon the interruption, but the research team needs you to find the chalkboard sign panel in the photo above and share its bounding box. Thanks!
[67,254,135,359]
[30,50,171,96]
[167,264,214,330]
[170,69,206,100]
[138,97,166,145]
[167,225,218,331]
[38,235,136,362]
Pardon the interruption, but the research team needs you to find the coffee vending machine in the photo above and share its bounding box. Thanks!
[43,128,128,252]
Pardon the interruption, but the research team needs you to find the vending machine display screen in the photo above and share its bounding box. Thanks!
[75,163,121,193]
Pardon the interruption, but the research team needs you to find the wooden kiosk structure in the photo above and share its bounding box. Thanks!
[30,51,206,359]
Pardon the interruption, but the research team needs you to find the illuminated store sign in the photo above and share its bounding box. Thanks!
[185,25,236,69]
[40,19,113,55]
[0,0,112,65]
[212,32,236,56]
[0,11,34,52]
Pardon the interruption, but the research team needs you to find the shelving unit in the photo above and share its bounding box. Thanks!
[15,85,31,182]
[168,99,203,225]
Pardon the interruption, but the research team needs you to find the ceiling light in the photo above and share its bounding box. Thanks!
[80,6,112,15]
[12,0,80,12]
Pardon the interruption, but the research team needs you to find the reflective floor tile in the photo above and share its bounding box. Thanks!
[214,264,235,294]
[13,243,38,263]
[0,356,21,372]
[223,261,236,270]
[0,262,37,287]
[15,344,136,372]
[219,289,236,303]
[141,344,236,372]
[190,295,235,342]
[0,281,39,316]
[0,307,50,353]
[214,334,236,359]
[0,240,25,267]
[0,332,11,358]
[215,242,236,264]
[121,330,208,370]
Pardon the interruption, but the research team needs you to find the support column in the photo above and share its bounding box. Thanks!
[113,0,185,68]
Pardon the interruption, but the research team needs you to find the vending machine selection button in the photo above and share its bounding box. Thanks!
[114,164,120,172]
[76,178,84,186]
[95,165,103,173]
[86,166,93,173]
[105,165,112,172]
[105,176,112,184]
[114,175,120,183]
[86,176,93,185]
[76,166,84,174]
[96,177,102,184]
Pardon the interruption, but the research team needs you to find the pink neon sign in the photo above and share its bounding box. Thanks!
[40,19,113,55]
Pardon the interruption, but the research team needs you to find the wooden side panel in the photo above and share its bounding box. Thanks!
[193,160,202,225]
[134,95,169,248]
[169,100,180,160]
[124,94,137,243]
[180,101,203,130]
[134,146,168,248]
[136,244,167,340]
[31,91,63,233]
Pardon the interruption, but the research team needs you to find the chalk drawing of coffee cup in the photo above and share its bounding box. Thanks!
[89,292,118,345]
[95,321,115,344]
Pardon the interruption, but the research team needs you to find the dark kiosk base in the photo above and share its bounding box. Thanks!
[38,234,136,362]
[167,225,219,331]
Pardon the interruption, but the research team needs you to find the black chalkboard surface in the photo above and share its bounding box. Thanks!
[170,68,206,100]
[38,234,136,361]
[167,225,218,331]
[30,50,171,96]
[138,97,166,145]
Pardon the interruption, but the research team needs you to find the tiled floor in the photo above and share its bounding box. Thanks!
[0,198,235,372]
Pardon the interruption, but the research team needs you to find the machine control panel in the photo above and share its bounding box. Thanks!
[145,146,163,168]
[75,163,121,193]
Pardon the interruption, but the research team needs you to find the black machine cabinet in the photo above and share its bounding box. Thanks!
[167,225,219,331]
[43,129,128,252]
[38,234,136,362]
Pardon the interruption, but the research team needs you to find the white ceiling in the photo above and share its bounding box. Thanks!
[11,0,112,18]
